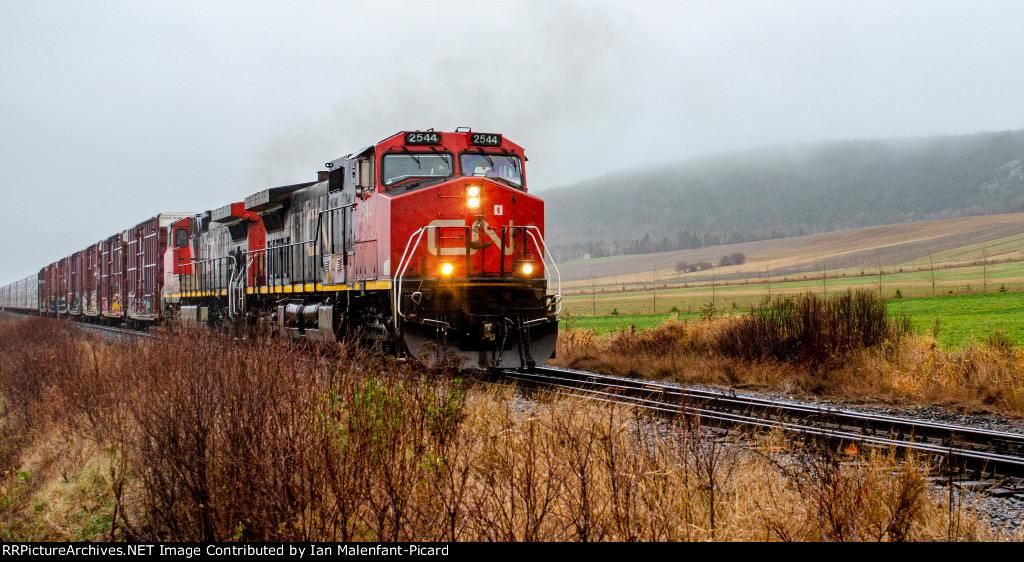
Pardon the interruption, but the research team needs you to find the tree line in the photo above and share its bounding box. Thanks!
[551,228,774,263]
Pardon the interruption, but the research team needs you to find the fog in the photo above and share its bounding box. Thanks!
[2,0,1023,283]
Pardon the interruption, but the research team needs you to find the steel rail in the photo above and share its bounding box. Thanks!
[508,372,1024,462]
[530,367,1024,451]
[498,366,1024,479]
[519,380,1024,471]
[1,310,152,340]
[77,322,153,340]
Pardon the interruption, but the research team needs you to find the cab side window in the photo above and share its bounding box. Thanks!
[359,158,374,190]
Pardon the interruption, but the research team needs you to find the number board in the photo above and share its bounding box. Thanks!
[405,132,441,145]
[469,133,503,147]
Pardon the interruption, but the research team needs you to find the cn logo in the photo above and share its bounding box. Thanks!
[426,219,514,256]
[493,204,503,216]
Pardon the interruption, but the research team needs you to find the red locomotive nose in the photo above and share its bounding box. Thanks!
[388,176,546,281]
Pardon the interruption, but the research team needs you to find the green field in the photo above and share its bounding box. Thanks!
[561,260,1024,317]
[887,292,1024,349]
[561,311,711,335]
[559,232,1024,347]
[564,291,1024,349]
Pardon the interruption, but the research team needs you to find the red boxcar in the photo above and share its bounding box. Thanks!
[57,257,70,314]
[84,242,101,317]
[70,250,84,315]
[125,213,192,321]
[40,262,54,313]
[100,232,125,319]
[37,269,46,313]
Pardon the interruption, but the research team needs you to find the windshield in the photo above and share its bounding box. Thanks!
[382,153,453,186]
[460,153,523,187]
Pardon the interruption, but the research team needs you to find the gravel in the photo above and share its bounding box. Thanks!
[495,367,1024,537]
[688,383,1024,537]
[928,486,1024,539]
[518,369,1024,537]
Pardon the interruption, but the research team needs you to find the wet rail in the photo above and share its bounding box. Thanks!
[496,365,1024,486]
[76,321,153,340]
[1,310,153,341]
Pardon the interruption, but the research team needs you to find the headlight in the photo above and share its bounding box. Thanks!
[467,197,480,209]
[467,185,480,197]
[441,263,454,276]
[521,263,533,275]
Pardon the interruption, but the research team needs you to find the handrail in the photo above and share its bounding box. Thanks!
[243,204,355,256]
[227,259,246,320]
[180,256,235,282]
[244,203,355,290]
[522,226,562,315]
[180,255,235,268]
[393,225,432,331]
[392,223,472,323]
[196,205,560,325]
[392,223,562,331]
[180,255,236,301]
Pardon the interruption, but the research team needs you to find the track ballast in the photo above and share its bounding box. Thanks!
[497,365,1024,490]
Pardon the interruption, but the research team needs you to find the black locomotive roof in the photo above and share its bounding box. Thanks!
[244,181,317,213]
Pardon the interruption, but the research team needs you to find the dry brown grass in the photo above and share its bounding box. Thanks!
[554,311,1024,416]
[0,315,1012,541]
[864,336,1024,413]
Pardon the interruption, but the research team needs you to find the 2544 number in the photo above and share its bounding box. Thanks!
[405,132,441,145]
[470,133,502,146]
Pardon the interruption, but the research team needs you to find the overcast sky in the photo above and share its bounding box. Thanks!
[3,0,1024,284]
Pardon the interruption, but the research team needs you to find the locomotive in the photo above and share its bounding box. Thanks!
[0,129,561,370]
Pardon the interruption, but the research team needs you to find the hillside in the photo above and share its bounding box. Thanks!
[558,213,1024,284]
[544,129,1024,261]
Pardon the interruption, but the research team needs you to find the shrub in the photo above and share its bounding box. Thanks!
[984,329,1014,354]
[713,290,911,368]
[0,317,82,470]
[608,321,693,357]
[719,252,747,267]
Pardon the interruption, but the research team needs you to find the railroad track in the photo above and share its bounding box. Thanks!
[2,310,152,340]
[497,365,1024,491]
[77,321,152,340]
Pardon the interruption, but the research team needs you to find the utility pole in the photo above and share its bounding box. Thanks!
[876,256,883,298]
[711,266,716,310]
[652,267,657,313]
[820,256,827,298]
[929,252,936,297]
[982,247,989,293]
[591,278,596,316]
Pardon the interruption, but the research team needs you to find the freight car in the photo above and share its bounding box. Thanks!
[0,274,37,313]
[0,129,560,370]
[33,213,194,327]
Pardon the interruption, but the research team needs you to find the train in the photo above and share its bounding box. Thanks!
[0,129,561,369]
